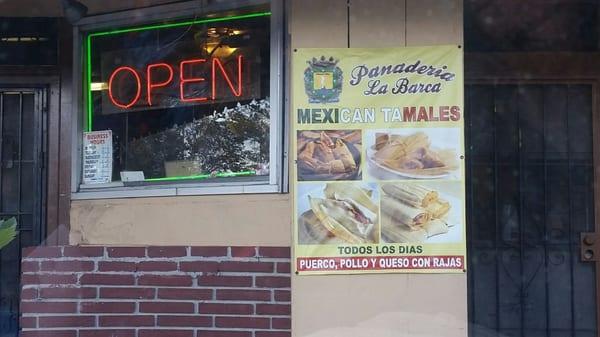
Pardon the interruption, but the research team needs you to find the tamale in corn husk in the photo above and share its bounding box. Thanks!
[333,139,357,171]
[298,142,316,162]
[375,133,389,150]
[342,130,362,144]
[315,159,346,174]
[380,195,430,230]
[314,142,335,163]
[381,211,428,243]
[323,183,378,214]
[381,184,439,208]
[308,196,375,244]
[373,132,430,162]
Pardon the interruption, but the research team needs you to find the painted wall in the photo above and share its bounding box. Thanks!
[70,0,467,336]
[289,1,466,337]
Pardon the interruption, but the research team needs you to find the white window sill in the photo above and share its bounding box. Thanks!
[71,181,280,200]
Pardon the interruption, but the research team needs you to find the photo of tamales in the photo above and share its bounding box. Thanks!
[297,130,362,181]
[297,183,379,244]
[368,130,459,179]
[380,183,456,243]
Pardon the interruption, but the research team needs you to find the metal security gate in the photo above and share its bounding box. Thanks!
[466,84,597,337]
[0,89,45,336]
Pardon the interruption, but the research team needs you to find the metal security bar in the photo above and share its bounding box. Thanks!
[0,89,44,336]
[466,84,597,337]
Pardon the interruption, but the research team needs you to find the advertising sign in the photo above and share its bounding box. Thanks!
[83,130,113,184]
[293,45,465,274]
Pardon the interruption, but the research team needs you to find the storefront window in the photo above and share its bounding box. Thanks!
[83,10,273,186]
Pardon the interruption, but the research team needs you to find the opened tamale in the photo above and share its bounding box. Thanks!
[426,199,451,219]
[380,195,430,230]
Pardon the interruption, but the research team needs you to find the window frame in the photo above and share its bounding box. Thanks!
[70,0,287,200]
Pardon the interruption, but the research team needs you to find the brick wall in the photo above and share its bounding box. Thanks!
[20,246,291,337]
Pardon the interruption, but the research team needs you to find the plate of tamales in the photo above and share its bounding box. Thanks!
[297,130,362,181]
[367,131,459,179]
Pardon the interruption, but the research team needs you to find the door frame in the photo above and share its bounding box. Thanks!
[0,87,47,245]
[0,75,59,244]
[465,51,600,334]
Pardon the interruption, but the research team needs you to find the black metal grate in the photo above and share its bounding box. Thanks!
[466,84,597,337]
[0,90,44,336]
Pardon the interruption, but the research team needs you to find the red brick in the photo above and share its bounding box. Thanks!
[272,317,291,329]
[196,332,251,337]
[138,261,177,272]
[138,275,192,287]
[274,290,291,302]
[21,330,77,337]
[215,316,270,329]
[276,262,291,274]
[139,331,193,337]
[99,315,155,327]
[20,316,36,328]
[255,276,290,288]
[80,301,135,313]
[216,289,271,301]
[80,273,135,286]
[157,315,212,327]
[255,332,291,337]
[199,303,253,314]
[157,288,212,300]
[63,246,104,257]
[256,303,291,315]
[98,261,136,272]
[21,302,77,314]
[258,247,290,258]
[219,261,274,273]
[107,247,146,258]
[179,261,219,273]
[23,246,62,258]
[100,287,155,299]
[198,276,252,287]
[39,316,95,328]
[231,246,256,257]
[40,260,95,272]
[21,288,37,300]
[22,274,77,285]
[21,261,39,272]
[39,287,97,299]
[140,301,194,313]
[190,246,228,257]
[148,246,187,257]
[80,330,135,337]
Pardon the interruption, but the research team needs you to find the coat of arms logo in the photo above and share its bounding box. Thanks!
[303,56,343,103]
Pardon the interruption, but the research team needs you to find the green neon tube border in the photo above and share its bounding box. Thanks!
[144,170,257,182]
[84,11,270,181]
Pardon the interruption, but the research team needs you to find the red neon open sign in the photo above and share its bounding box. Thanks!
[107,55,244,109]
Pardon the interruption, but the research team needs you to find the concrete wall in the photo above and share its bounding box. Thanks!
[70,194,292,246]
[70,0,467,336]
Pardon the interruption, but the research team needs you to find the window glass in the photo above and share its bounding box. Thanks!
[85,11,271,184]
